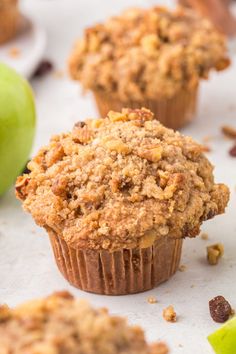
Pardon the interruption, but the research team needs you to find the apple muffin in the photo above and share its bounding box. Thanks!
[69,6,230,129]
[15,108,229,294]
[0,291,168,354]
[0,0,19,44]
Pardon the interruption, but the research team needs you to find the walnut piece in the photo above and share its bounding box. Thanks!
[207,243,224,265]
[163,306,177,322]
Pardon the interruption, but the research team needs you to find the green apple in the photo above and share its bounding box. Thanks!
[208,316,236,354]
[0,63,36,196]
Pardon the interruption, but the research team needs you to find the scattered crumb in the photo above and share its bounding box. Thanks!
[178,344,183,348]
[221,125,236,139]
[207,243,224,265]
[228,104,236,111]
[163,305,177,322]
[202,135,214,144]
[190,284,195,288]
[8,47,21,58]
[231,308,235,316]
[147,296,158,304]
[201,232,209,240]
[178,264,187,272]
[53,69,65,79]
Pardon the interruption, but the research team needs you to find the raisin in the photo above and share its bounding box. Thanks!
[229,143,236,157]
[209,296,232,323]
[32,60,53,78]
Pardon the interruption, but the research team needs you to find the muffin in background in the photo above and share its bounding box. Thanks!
[0,291,169,353]
[69,6,230,130]
[0,0,19,44]
[16,108,229,295]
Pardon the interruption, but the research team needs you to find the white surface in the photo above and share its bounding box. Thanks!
[0,17,46,78]
[1,1,236,353]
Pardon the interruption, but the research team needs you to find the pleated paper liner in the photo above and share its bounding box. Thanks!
[93,86,198,130]
[0,2,19,44]
[49,230,183,295]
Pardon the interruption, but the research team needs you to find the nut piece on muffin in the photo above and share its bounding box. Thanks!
[0,0,19,44]
[0,291,168,354]
[16,108,229,295]
[68,6,230,129]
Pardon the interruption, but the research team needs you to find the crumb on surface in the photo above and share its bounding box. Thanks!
[178,264,187,272]
[163,305,177,322]
[53,69,65,78]
[201,232,209,240]
[207,243,224,265]
[147,296,158,304]
[8,47,21,58]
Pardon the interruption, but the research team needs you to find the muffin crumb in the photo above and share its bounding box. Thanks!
[178,264,187,272]
[201,232,209,240]
[207,243,224,265]
[163,306,177,322]
[8,47,21,58]
[147,296,158,304]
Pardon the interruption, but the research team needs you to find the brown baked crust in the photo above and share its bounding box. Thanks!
[68,6,230,101]
[0,291,168,354]
[15,108,229,251]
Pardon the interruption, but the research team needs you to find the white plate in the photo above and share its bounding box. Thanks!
[0,16,46,78]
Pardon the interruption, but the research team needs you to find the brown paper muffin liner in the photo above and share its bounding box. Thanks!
[48,230,183,295]
[93,86,199,130]
[0,2,19,44]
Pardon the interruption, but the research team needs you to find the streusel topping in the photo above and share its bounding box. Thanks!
[69,6,229,101]
[0,291,168,354]
[16,108,229,251]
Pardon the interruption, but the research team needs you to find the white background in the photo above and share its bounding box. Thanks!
[0,1,236,353]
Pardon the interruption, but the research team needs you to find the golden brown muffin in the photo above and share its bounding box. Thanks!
[69,6,230,129]
[16,108,229,294]
[0,0,19,44]
[0,291,168,354]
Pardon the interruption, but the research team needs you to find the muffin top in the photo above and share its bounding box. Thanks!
[0,291,168,354]
[69,6,230,101]
[16,108,229,251]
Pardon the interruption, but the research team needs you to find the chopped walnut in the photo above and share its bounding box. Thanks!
[45,143,64,167]
[137,146,163,162]
[207,243,224,265]
[163,306,177,322]
[15,175,30,201]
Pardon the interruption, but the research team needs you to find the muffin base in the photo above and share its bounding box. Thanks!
[0,2,19,44]
[49,231,183,295]
[93,86,198,130]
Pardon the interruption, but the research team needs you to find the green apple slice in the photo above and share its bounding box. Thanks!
[0,63,36,196]
[208,316,236,354]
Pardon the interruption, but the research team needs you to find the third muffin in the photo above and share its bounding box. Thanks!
[16,108,229,295]
[69,6,230,129]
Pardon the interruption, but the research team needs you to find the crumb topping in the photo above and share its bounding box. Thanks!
[15,108,229,251]
[207,243,224,265]
[0,291,168,354]
[69,6,229,101]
